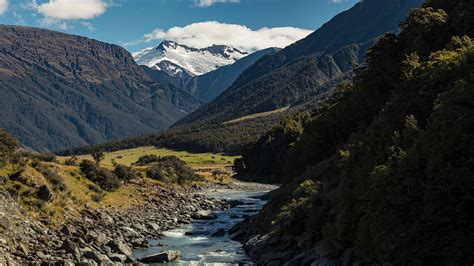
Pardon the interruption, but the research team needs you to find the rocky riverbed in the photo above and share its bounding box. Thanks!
[0,179,243,264]
[133,184,278,264]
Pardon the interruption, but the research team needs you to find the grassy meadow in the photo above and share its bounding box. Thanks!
[60,146,238,168]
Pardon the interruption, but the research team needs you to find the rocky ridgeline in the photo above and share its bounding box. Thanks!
[0,180,232,264]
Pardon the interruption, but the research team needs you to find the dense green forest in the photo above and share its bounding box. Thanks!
[236,0,474,264]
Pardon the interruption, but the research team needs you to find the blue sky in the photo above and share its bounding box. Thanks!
[0,0,359,52]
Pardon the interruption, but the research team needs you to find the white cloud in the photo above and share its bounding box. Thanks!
[39,17,69,29]
[81,21,96,31]
[0,0,8,15]
[195,0,240,7]
[33,0,107,20]
[144,21,312,52]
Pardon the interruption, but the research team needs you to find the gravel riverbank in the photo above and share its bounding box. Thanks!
[0,179,239,264]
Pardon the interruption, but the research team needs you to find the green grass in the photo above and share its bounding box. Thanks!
[61,146,239,168]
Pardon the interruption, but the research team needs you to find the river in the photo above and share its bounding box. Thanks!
[132,188,272,265]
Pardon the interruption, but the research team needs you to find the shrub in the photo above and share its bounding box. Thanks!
[64,156,78,166]
[32,161,66,191]
[33,153,57,163]
[133,155,160,166]
[92,151,105,164]
[114,164,140,181]
[146,156,203,184]
[79,160,121,191]
[91,193,105,202]
[0,128,17,166]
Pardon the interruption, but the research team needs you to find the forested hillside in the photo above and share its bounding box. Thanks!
[165,0,423,152]
[233,0,474,264]
[0,26,201,152]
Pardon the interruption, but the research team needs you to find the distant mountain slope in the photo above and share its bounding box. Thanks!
[0,26,201,151]
[133,40,248,76]
[184,47,279,102]
[176,0,424,127]
[145,47,279,103]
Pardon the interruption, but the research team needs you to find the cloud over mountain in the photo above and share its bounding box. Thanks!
[0,0,7,15]
[144,21,312,52]
[33,0,108,20]
[195,0,240,7]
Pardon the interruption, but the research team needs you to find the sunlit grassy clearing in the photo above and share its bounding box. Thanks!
[60,146,239,168]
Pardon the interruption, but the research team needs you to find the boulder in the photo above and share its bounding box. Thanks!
[192,210,217,220]
[91,232,108,246]
[107,240,132,256]
[109,253,127,263]
[61,239,80,257]
[212,228,226,237]
[311,240,343,258]
[310,257,339,266]
[78,258,99,266]
[60,225,76,237]
[139,250,181,263]
[99,213,114,225]
[83,250,113,264]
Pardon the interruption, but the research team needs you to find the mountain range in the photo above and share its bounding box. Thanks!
[133,41,248,77]
[140,46,279,102]
[153,0,425,152]
[0,26,201,151]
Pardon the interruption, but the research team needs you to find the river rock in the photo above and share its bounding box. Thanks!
[107,240,132,256]
[109,253,127,263]
[61,239,80,257]
[89,231,108,246]
[139,250,181,263]
[98,213,114,225]
[310,257,339,266]
[60,225,76,237]
[311,239,343,258]
[83,250,113,264]
[192,210,217,220]
[212,228,226,237]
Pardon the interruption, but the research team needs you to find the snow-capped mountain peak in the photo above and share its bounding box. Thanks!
[133,40,248,76]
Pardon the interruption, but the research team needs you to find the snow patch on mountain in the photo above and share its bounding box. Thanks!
[133,40,248,76]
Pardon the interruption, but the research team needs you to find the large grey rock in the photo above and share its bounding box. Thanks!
[61,239,80,257]
[192,210,217,220]
[99,213,114,225]
[212,228,226,237]
[311,240,343,258]
[311,257,339,266]
[83,250,113,264]
[107,240,132,256]
[60,225,76,237]
[88,231,108,246]
[109,253,127,263]
[78,258,99,266]
[139,250,181,263]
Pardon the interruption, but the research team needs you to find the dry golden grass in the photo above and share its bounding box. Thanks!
[222,106,290,125]
[59,147,239,168]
